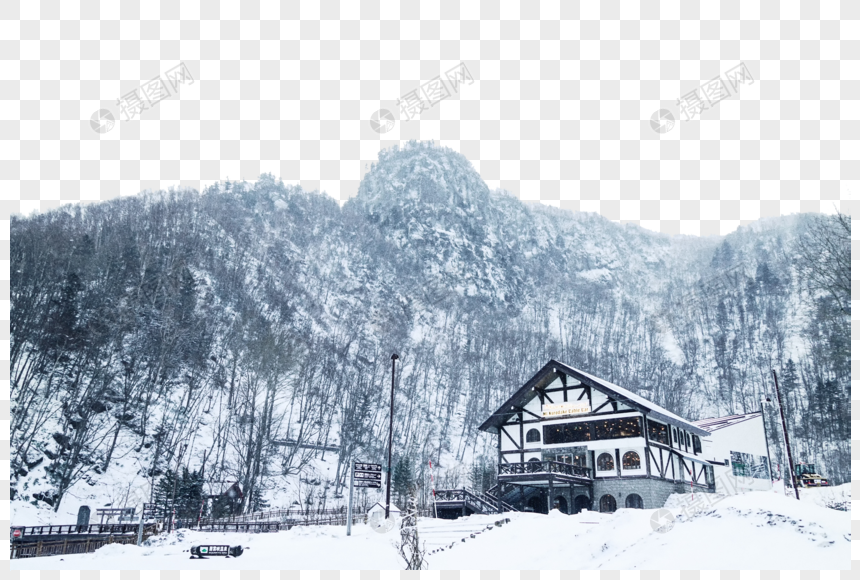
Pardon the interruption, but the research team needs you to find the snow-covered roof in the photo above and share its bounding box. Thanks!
[568,365,708,435]
[368,502,401,514]
[693,412,762,432]
[479,359,710,437]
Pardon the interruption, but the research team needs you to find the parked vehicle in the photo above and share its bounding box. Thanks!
[794,463,829,487]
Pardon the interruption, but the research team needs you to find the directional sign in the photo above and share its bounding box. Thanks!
[355,480,382,488]
[354,462,383,488]
[354,462,382,472]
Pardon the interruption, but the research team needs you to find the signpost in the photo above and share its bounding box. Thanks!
[347,462,382,536]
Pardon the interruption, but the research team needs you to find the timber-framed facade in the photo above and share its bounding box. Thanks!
[478,359,717,514]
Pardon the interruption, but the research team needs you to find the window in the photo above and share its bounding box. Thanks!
[593,417,642,440]
[625,494,643,509]
[685,432,691,448]
[526,428,541,443]
[599,494,617,513]
[672,428,678,443]
[528,457,541,462]
[647,420,669,445]
[693,435,702,454]
[556,454,572,464]
[543,422,592,445]
[730,451,770,479]
[597,453,615,471]
[622,451,641,470]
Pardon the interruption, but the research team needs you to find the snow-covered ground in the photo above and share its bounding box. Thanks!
[12,491,850,570]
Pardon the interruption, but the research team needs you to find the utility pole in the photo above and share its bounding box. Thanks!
[771,370,799,500]
[168,443,188,533]
[346,463,355,536]
[385,353,399,519]
[759,398,774,484]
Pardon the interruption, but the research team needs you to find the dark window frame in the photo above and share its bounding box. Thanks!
[543,421,592,445]
[599,494,617,513]
[647,420,669,445]
[625,494,643,509]
[593,417,642,440]
[692,434,702,454]
[526,428,541,443]
[622,451,641,470]
[596,452,615,471]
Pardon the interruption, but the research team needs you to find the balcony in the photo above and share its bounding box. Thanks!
[498,460,592,484]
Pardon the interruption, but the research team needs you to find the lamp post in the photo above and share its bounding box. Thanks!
[771,369,799,500]
[385,353,399,519]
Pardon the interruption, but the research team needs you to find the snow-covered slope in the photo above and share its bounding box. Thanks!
[12,492,850,570]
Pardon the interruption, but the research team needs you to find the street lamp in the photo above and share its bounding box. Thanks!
[385,353,399,520]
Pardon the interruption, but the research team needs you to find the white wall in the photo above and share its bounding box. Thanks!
[700,416,773,494]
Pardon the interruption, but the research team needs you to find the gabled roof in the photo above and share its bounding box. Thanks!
[478,359,710,437]
[693,412,762,432]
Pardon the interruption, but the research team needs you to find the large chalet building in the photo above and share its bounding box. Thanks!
[478,360,768,514]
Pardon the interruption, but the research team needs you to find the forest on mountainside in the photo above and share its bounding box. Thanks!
[10,142,851,515]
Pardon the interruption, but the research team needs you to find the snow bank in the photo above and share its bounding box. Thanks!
[12,491,849,570]
[797,483,850,511]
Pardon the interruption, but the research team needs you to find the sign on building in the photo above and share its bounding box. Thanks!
[353,462,382,488]
[542,401,591,418]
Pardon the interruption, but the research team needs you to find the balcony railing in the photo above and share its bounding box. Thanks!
[499,460,591,479]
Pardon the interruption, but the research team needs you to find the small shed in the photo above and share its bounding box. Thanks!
[367,502,401,518]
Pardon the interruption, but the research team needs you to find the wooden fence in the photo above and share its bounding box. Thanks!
[11,526,157,559]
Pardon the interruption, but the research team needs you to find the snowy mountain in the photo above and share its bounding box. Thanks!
[10,141,850,522]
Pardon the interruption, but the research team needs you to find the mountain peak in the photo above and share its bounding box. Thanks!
[355,141,490,212]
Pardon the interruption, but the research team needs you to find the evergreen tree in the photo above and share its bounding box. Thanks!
[152,467,206,525]
[249,485,270,513]
[392,455,414,509]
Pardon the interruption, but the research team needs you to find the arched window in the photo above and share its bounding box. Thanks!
[573,495,591,514]
[599,494,617,513]
[528,457,541,462]
[526,429,541,443]
[622,451,641,470]
[597,453,614,471]
[625,494,643,509]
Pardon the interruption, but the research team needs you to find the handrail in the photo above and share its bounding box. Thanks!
[433,488,502,514]
[499,460,591,479]
[10,523,158,538]
[481,487,518,512]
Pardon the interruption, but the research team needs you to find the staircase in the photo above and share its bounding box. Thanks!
[433,486,518,517]
[482,484,518,512]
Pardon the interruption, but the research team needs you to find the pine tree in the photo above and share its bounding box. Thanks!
[392,455,414,510]
[249,485,270,513]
